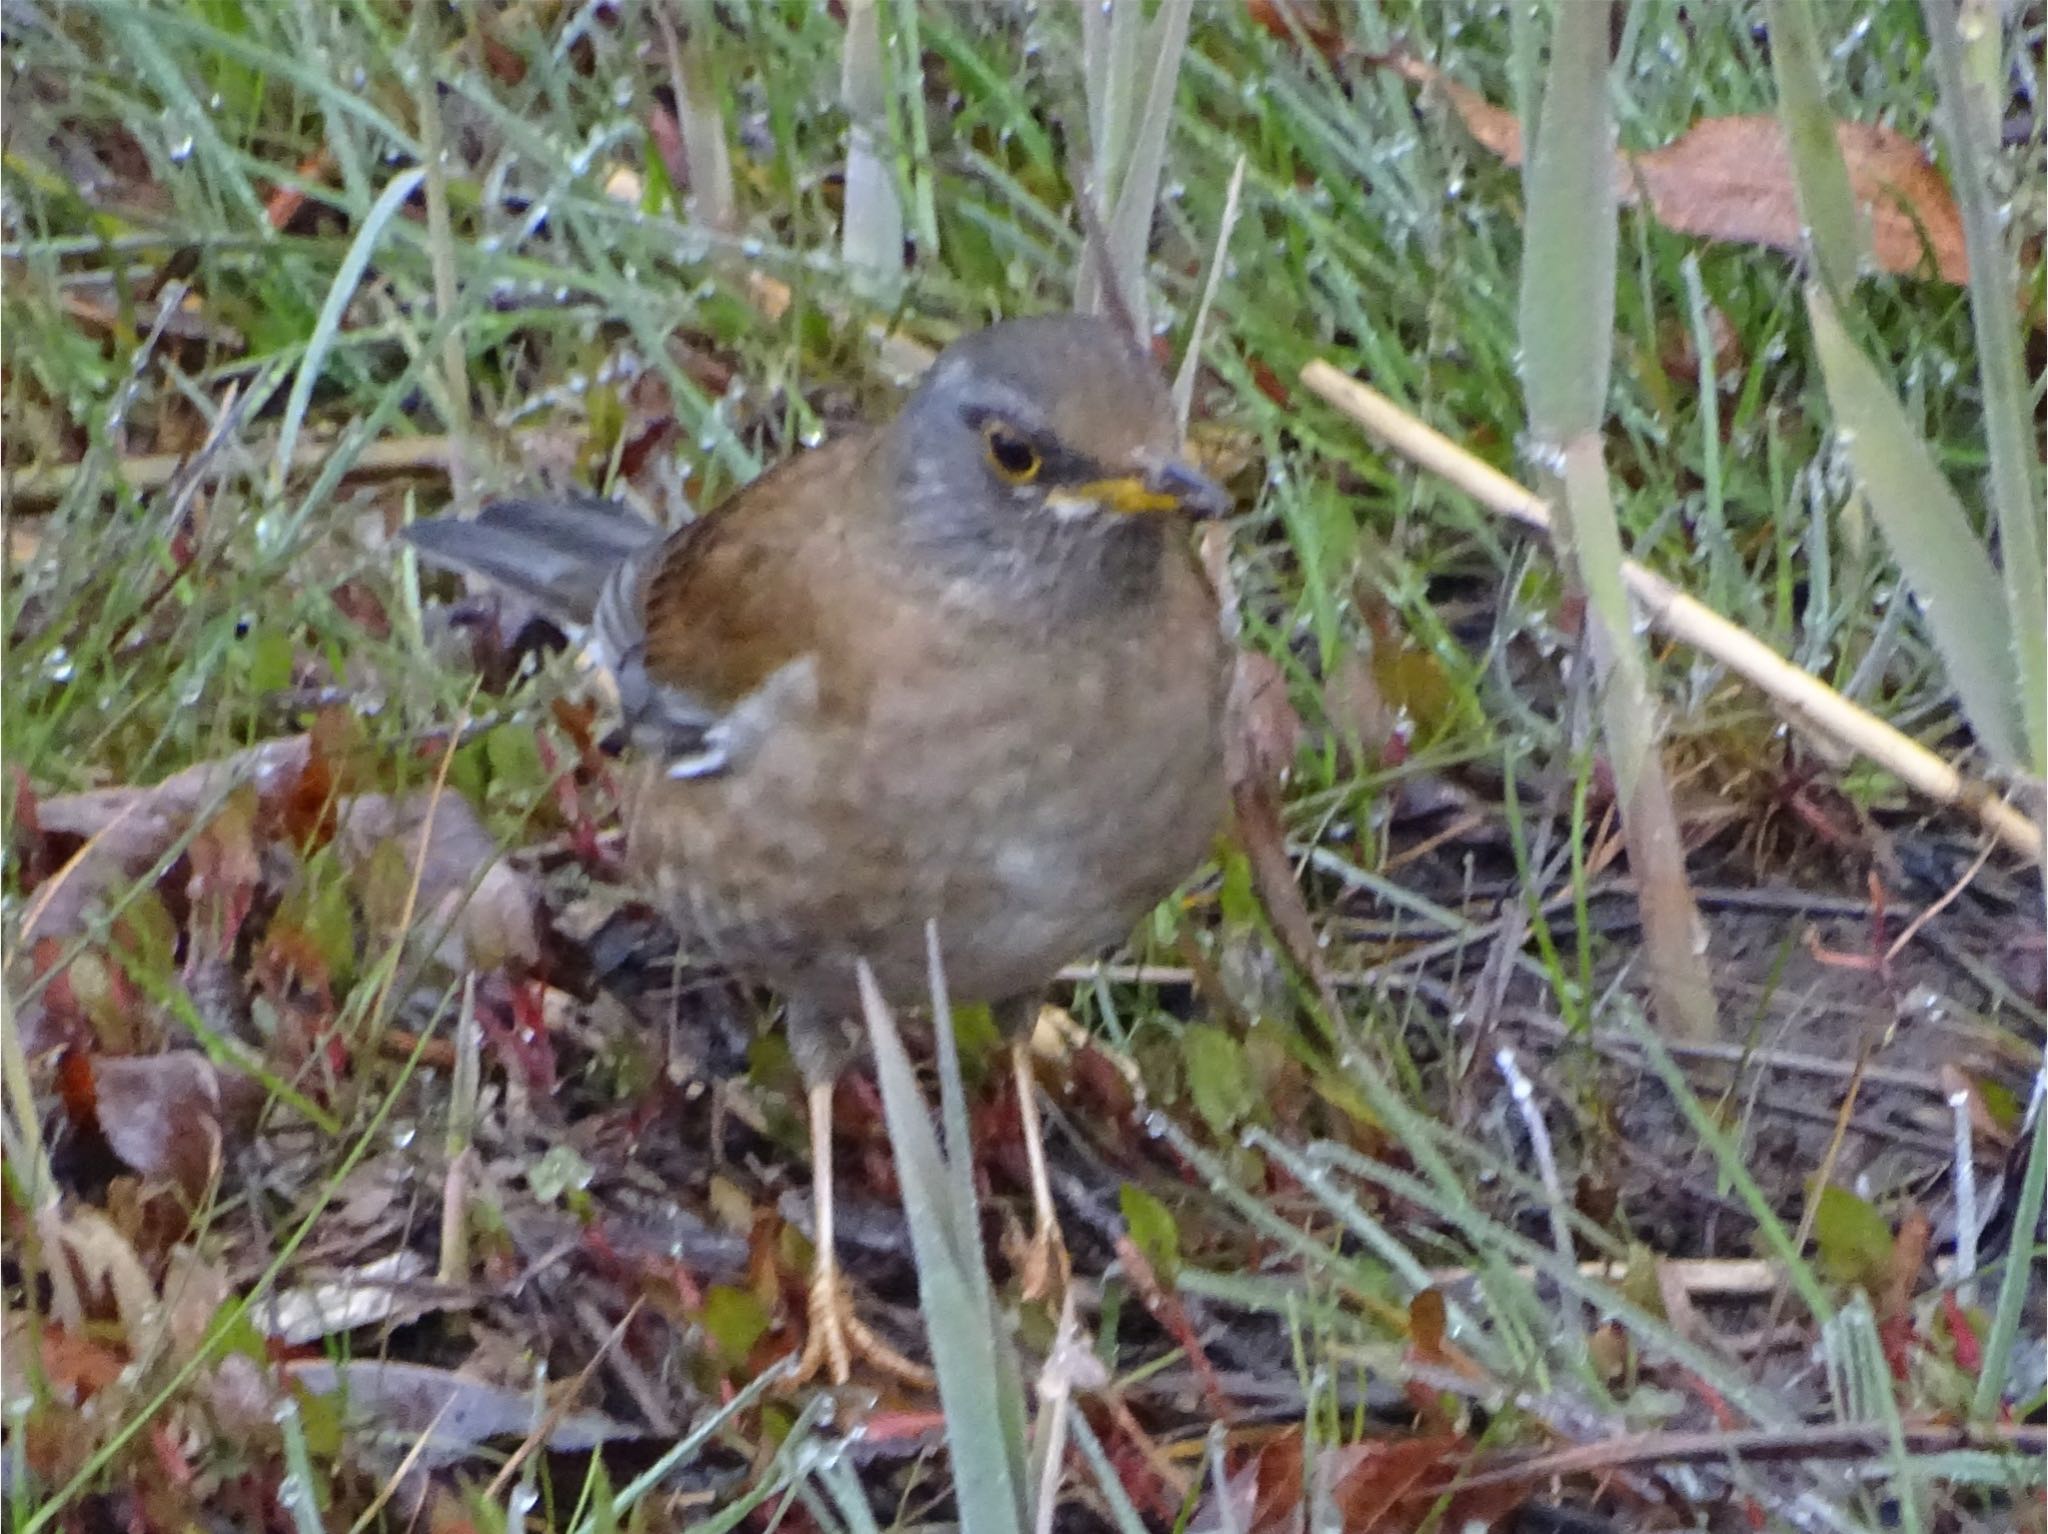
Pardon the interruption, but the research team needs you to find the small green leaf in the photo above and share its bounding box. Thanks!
[699,1285,771,1368]
[1216,844,1259,928]
[1812,1184,1894,1290]
[242,626,296,695]
[526,1145,595,1205]
[483,722,547,795]
[948,1001,1002,1085]
[273,866,357,990]
[1183,1024,1255,1135]
[1119,1184,1180,1279]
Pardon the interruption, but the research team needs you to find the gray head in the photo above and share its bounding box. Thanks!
[883,315,1229,597]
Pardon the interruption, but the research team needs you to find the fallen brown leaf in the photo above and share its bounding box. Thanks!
[87,1053,262,1204]
[282,1358,638,1467]
[1383,53,1968,282]
[337,792,541,972]
[1201,1426,1535,1534]
[1634,116,1967,283]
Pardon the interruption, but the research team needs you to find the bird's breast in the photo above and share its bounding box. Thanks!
[625,562,1228,1010]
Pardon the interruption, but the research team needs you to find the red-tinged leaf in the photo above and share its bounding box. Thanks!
[1940,1290,1983,1376]
[1248,356,1292,407]
[56,1045,99,1132]
[1242,1430,1306,1533]
[265,148,333,233]
[1115,1233,1229,1419]
[617,416,680,483]
[476,977,557,1094]
[475,13,528,86]
[149,1419,197,1488]
[1069,1043,1136,1125]
[9,767,56,887]
[34,1322,129,1400]
[1878,1203,1930,1321]
[1879,1311,1917,1381]
[1246,0,1347,62]
[330,579,391,639]
[1326,1433,1532,1532]
[256,923,336,1011]
[281,735,339,851]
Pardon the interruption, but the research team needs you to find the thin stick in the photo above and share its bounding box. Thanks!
[1300,361,2043,861]
[1496,1047,1582,1339]
[1949,1087,1979,1308]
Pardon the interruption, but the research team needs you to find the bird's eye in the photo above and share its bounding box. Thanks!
[981,422,1042,484]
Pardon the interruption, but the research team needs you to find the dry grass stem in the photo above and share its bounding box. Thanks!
[1300,361,2043,860]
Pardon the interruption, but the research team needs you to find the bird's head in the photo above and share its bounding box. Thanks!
[886,316,1230,587]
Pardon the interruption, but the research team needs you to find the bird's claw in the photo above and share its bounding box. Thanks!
[792,1266,932,1388]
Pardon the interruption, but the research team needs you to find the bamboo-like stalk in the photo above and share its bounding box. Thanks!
[1515,0,1718,1043]
[1299,362,2044,862]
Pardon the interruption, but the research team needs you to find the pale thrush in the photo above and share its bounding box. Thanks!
[404,314,1232,1382]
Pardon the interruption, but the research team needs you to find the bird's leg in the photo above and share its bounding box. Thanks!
[1009,1029,1071,1303]
[793,1080,931,1386]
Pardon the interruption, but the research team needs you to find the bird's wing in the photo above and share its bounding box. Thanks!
[403,493,662,629]
[620,433,880,778]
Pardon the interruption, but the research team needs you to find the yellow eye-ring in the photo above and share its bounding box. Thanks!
[982,422,1042,483]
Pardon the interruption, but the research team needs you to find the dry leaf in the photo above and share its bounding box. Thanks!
[1384,53,1968,282]
[282,1358,637,1466]
[336,792,540,971]
[1633,117,1966,283]
[255,1250,475,1345]
[1225,652,1342,1018]
[89,1053,259,1203]
[25,735,313,947]
[1202,1427,1535,1534]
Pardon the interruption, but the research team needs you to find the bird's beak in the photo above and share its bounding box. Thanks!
[1072,458,1233,519]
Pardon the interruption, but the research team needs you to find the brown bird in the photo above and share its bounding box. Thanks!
[403,314,1231,1383]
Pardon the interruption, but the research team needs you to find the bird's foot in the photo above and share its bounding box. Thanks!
[792,1264,933,1388]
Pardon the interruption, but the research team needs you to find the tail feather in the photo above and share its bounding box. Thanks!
[402,496,662,630]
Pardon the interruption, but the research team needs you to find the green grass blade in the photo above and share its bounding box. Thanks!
[1518,0,1718,1042]
[1102,0,1194,338]
[1516,0,1614,444]
[1922,0,2048,770]
[1764,0,1866,296]
[841,0,905,299]
[859,963,1029,1534]
[1971,1075,2047,1421]
[270,165,426,495]
[1805,286,2022,767]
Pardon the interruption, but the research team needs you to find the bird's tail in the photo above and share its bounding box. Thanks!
[400,495,663,630]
